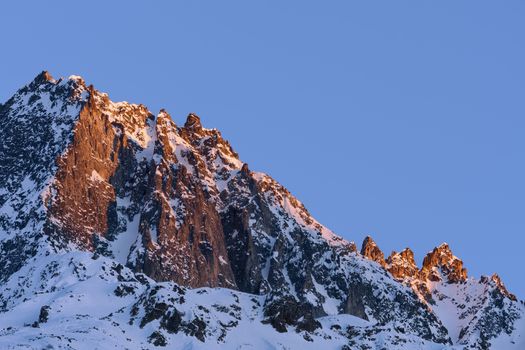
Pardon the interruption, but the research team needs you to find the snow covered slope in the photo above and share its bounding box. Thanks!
[0,72,522,349]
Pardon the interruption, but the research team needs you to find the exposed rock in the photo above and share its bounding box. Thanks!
[263,296,318,333]
[32,70,55,85]
[184,113,202,130]
[386,248,418,280]
[343,283,369,320]
[240,163,250,177]
[483,274,517,301]
[38,305,50,324]
[420,243,467,283]
[148,331,167,346]
[360,236,386,266]
[0,72,522,349]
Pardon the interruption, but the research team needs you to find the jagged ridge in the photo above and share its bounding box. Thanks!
[0,72,523,349]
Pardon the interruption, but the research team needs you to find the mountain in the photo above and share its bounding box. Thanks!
[0,72,523,349]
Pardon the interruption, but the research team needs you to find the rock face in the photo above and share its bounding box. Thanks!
[420,243,468,283]
[361,239,468,285]
[360,236,386,266]
[360,239,523,349]
[0,72,523,350]
[386,248,418,280]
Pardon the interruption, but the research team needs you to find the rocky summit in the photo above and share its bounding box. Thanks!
[0,72,523,349]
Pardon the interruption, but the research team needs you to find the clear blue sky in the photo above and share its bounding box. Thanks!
[1,1,524,297]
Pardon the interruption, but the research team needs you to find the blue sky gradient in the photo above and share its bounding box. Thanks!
[1,1,524,297]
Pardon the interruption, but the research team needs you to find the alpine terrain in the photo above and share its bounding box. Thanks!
[0,72,522,349]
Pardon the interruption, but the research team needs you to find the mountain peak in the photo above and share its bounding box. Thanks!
[67,74,86,87]
[420,243,467,283]
[157,108,172,121]
[21,71,88,104]
[483,274,518,301]
[184,113,202,130]
[33,70,55,85]
[26,71,56,91]
[30,71,88,89]
[360,236,386,266]
[0,72,522,349]
[437,242,450,250]
[386,248,418,280]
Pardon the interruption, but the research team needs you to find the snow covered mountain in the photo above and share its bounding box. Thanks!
[0,72,522,349]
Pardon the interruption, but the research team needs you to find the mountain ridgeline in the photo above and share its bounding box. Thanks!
[0,72,522,349]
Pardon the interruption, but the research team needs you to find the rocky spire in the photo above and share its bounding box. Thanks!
[420,243,467,283]
[360,236,386,267]
[240,163,250,177]
[184,113,202,130]
[386,248,418,280]
[155,109,178,163]
[0,72,522,349]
